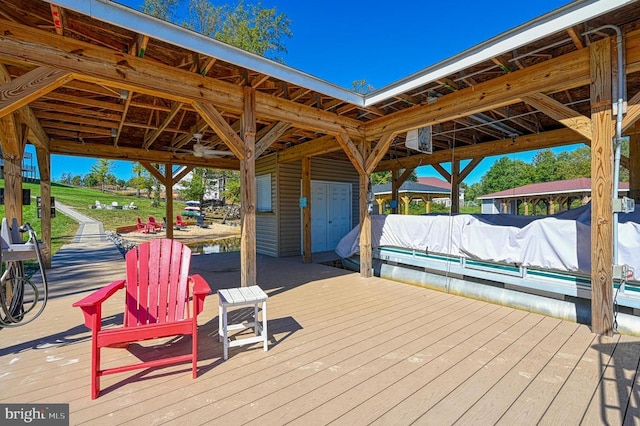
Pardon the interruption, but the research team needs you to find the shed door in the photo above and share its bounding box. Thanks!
[310,181,351,252]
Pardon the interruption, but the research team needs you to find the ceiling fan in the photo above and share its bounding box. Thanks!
[191,133,235,158]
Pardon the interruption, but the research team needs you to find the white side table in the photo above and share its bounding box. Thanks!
[217,285,268,360]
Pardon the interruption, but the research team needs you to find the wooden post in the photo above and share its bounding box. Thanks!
[590,37,615,336]
[401,195,411,214]
[450,160,460,213]
[164,164,174,240]
[359,172,372,277]
[630,121,640,202]
[35,147,52,268]
[0,114,25,225]
[302,156,311,263]
[241,86,257,287]
[549,196,556,215]
[391,170,399,214]
[359,140,372,278]
[524,199,529,216]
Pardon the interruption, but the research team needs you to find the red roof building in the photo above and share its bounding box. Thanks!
[477,178,629,215]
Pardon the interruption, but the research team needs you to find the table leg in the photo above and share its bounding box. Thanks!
[262,300,268,352]
[222,304,228,360]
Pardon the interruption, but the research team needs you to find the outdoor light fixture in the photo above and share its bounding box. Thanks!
[119,89,129,100]
[111,128,117,137]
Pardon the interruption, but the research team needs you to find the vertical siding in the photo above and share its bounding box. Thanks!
[277,161,302,257]
[256,154,278,256]
[276,157,359,257]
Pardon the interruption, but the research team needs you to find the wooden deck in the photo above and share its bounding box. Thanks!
[2,247,640,425]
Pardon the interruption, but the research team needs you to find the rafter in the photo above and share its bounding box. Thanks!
[0,20,363,138]
[143,101,184,149]
[0,66,73,118]
[277,135,339,163]
[255,121,290,157]
[522,92,592,139]
[192,101,245,159]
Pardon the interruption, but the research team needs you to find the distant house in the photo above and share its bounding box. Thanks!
[174,167,226,201]
[477,178,630,215]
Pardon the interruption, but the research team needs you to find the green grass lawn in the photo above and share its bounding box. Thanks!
[1,180,169,255]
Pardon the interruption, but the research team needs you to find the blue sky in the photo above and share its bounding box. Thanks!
[44,0,576,184]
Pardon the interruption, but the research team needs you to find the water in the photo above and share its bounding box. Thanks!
[188,236,241,255]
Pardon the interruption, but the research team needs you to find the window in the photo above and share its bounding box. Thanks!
[256,174,272,212]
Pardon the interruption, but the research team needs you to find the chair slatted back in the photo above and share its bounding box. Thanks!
[124,239,192,327]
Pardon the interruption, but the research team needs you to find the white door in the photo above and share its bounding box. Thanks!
[310,181,351,252]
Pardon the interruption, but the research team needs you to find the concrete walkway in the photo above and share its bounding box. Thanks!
[43,202,125,298]
[55,201,107,244]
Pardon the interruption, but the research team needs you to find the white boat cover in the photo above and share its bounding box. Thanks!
[335,204,640,280]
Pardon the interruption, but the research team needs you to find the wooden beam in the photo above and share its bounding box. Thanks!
[240,86,256,287]
[192,101,245,160]
[143,101,184,149]
[140,161,164,182]
[432,163,451,183]
[35,146,52,268]
[364,131,394,174]
[459,157,482,182]
[255,121,290,158]
[50,139,240,169]
[335,133,365,175]
[0,21,363,138]
[277,135,339,163]
[164,164,174,240]
[590,37,614,337]
[567,26,584,49]
[302,156,311,263]
[622,89,640,132]
[358,139,372,278]
[0,66,73,118]
[173,165,193,183]
[50,4,65,36]
[522,92,592,140]
[375,127,585,171]
[450,160,460,213]
[15,105,49,150]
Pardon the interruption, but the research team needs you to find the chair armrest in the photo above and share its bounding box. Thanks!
[190,274,211,296]
[189,274,211,316]
[72,280,125,330]
[73,279,126,308]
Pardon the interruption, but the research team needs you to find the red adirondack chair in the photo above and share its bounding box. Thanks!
[72,239,211,399]
[175,215,188,229]
[136,217,150,233]
[148,216,163,232]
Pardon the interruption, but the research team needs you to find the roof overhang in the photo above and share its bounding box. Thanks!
[43,0,635,109]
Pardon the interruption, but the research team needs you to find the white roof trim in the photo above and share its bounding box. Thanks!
[45,0,634,110]
[364,0,636,106]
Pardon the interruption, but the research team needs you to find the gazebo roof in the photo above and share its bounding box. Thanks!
[478,178,631,199]
[373,182,450,196]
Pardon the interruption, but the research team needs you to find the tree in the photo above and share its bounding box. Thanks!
[556,146,591,180]
[130,163,148,197]
[352,79,374,95]
[532,149,558,182]
[180,168,207,202]
[90,159,114,192]
[142,0,178,20]
[143,0,292,61]
[480,157,535,194]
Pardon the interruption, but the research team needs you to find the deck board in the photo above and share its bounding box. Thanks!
[2,251,640,425]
